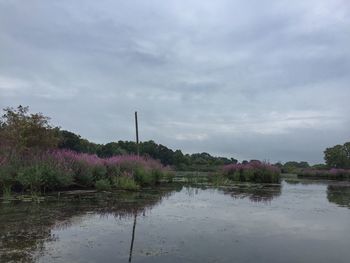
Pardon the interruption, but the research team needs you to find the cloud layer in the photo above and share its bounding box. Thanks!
[1,0,350,163]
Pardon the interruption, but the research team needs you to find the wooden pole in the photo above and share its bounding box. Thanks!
[135,111,139,156]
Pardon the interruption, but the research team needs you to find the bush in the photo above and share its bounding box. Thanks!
[17,165,44,194]
[0,163,17,196]
[92,165,107,181]
[95,179,111,191]
[71,161,94,187]
[134,167,152,186]
[222,161,280,183]
[0,149,172,195]
[115,175,139,190]
[40,164,73,191]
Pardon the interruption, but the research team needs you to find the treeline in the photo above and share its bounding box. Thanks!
[0,106,238,172]
[275,141,350,174]
[58,131,238,171]
[275,161,314,174]
[3,106,348,174]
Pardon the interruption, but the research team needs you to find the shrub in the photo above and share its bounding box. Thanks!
[95,179,111,191]
[0,163,17,196]
[222,161,280,183]
[115,175,139,190]
[40,164,73,191]
[0,149,172,195]
[17,165,44,194]
[71,161,94,187]
[134,167,154,186]
[92,165,107,181]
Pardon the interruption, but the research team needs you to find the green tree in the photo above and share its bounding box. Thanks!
[0,106,58,154]
[324,143,350,168]
[98,142,126,157]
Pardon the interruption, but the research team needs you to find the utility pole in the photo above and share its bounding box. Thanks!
[128,112,139,262]
[135,111,139,156]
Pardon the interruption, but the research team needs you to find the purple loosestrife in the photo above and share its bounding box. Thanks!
[222,161,281,183]
[299,168,350,179]
[48,149,167,185]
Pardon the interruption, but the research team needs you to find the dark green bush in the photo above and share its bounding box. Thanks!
[115,176,139,190]
[134,167,161,186]
[72,161,94,187]
[95,179,111,191]
[92,165,107,181]
[17,165,44,194]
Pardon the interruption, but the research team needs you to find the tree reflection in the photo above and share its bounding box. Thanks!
[222,184,282,203]
[0,186,181,263]
[327,185,350,208]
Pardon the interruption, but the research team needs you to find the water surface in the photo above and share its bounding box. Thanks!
[1,179,350,263]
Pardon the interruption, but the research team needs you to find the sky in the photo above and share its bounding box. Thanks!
[0,0,349,164]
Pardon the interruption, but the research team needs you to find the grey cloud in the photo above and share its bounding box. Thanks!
[1,0,349,163]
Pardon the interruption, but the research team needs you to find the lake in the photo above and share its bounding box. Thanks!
[1,178,350,263]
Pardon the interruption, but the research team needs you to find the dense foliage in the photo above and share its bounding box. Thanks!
[214,161,281,183]
[324,142,350,169]
[0,106,59,153]
[0,106,172,195]
[0,149,172,194]
[294,142,350,180]
[57,133,239,170]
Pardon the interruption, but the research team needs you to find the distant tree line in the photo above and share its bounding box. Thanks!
[0,106,237,171]
[3,106,348,173]
[58,130,238,171]
[274,141,350,173]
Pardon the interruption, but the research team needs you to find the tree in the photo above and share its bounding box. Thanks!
[98,142,126,157]
[58,130,83,152]
[324,143,350,169]
[0,106,58,154]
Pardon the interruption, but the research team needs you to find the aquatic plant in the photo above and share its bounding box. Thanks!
[0,149,170,195]
[208,173,229,186]
[221,161,281,183]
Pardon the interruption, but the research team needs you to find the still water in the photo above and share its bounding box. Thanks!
[1,179,350,263]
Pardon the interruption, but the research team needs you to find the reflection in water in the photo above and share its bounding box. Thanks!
[128,213,137,262]
[221,184,282,203]
[327,185,350,208]
[1,181,350,263]
[0,186,182,263]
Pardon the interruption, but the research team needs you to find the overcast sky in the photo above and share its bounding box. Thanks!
[1,0,349,163]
